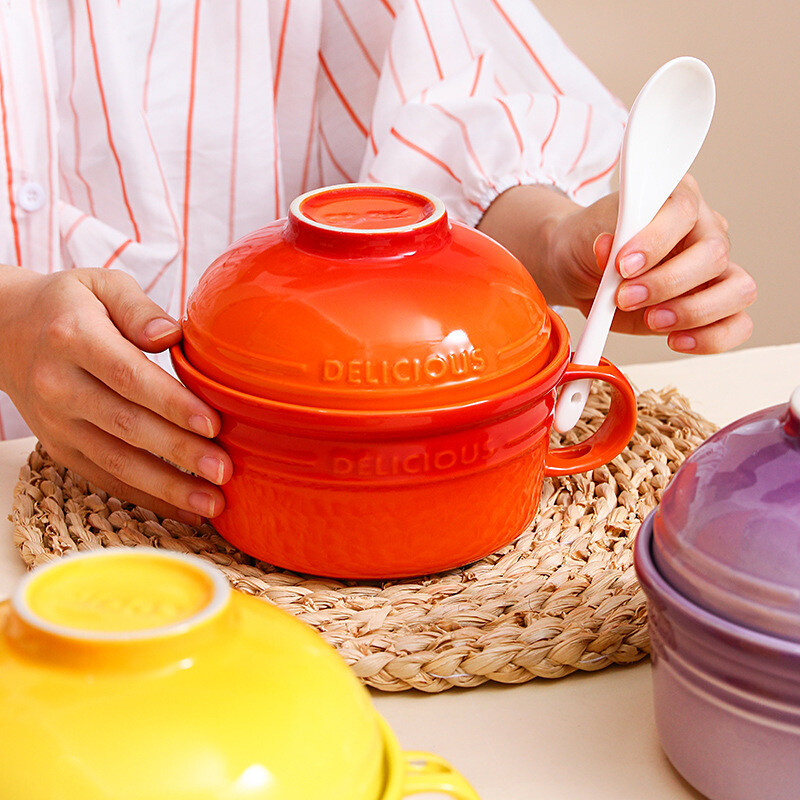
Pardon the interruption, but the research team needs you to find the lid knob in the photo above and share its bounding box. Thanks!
[784,385,800,437]
[286,183,450,258]
[6,549,232,669]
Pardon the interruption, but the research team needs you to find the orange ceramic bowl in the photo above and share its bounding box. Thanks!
[172,184,637,579]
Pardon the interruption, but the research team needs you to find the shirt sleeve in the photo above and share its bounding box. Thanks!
[361,0,627,226]
[0,3,61,272]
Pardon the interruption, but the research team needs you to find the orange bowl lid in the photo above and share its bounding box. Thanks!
[182,183,553,411]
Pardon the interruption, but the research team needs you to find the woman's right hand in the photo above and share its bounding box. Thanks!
[0,266,232,525]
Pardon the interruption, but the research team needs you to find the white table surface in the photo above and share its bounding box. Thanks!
[2,342,799,800]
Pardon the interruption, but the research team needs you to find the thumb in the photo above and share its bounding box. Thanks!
[85,269,182,353]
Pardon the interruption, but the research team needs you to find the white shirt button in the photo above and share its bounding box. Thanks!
[17,181,46,212]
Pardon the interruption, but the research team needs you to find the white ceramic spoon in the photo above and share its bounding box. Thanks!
[553,57,716,434]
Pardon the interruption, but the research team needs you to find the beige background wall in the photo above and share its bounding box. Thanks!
[534,0,800,364]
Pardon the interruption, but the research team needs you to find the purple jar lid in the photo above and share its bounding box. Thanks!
[652,386,800,641]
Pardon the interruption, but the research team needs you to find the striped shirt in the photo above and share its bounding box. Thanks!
[0,0,626,439]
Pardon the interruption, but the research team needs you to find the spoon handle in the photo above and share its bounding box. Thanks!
[552,223,634,434]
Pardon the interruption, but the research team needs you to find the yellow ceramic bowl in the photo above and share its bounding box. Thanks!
[0,549,478,800]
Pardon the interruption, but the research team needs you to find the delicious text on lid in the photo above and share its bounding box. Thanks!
[322,349,486,386]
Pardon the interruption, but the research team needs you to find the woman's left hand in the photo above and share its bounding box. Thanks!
[551,174,757,354]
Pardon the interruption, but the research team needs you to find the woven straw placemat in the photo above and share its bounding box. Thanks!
[11,385,715,692]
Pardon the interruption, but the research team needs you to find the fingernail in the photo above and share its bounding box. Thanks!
[618,252,647,278]
[144,317,180,343]
[198,455,225,484]
[592,232,613,258]
[188,414,215,437]
[617,284,649,310]
[670,333,697,351]
[649,309,678,330]
[189,491,218,517]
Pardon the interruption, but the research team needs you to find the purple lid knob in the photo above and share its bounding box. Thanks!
[652,387,800,640]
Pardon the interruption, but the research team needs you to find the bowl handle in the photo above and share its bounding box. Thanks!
[400,751,480,799]
[544,359,637,477]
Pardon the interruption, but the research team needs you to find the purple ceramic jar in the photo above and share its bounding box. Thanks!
[634,388,800,800]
